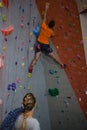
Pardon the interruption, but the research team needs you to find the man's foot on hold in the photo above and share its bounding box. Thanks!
[28,65,33,78]
[61,64,66,69]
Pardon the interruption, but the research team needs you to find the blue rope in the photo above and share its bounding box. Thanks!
[0,107,24,130]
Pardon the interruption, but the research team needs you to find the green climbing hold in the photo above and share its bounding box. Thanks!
[56,76,59,78]
[68,22,73,27]
[2,15,6,22]
[48,88,59,96]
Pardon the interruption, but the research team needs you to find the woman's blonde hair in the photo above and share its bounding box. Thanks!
[21,93,36,130]
[23,93,36,112]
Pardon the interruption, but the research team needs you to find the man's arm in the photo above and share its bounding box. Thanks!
[43,2,50,22]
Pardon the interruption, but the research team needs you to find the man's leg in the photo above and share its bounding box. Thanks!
[49,52,66,68]
[31,51,41,66]
[28,51,41,77]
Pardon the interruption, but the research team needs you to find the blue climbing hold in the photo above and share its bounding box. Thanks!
[7,83,16,91]
[12,83,16,91]
[49,69,55,74]
[33,26,40,37]
[22,9,24,13]
[7,84,12,90]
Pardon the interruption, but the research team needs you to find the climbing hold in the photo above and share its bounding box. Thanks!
[59,25,64,29]
[28,73,32,78]
[49,69,55,74]
[1,26,14,36]
[2,46,6,51]
[21,62,25,67]
[7,84,12,90]
[48,88,59,96]
[27,22,30,26]
[20,23,24,28]
[19,85,23,89]
[65,5,70,11]
[29,32,33,36]
[68,22,73,27]
[56,46,59,49]
[27,86,30,90]
[20,16,24,22]
[30,47,33,51]
[4,110,8,114]
[85,91,87,95]
[82,4,87,9]
[23,87,25,89]
[77,54,81,60]
[2,0,9,8]
[70,59,73,63]
[15,36,17,40]
[85,36,87,40]
[15,61,18,65]
[2,15,6,22]
[64,99,69,106]
[22,56,26,61]
[80,40,83,45]
[79,97,81,102]
[12,83,16,91]
[21,48,23,51]
[56,76,59,78]
[5,38,7,41]
[0,2,3,8]
[67,96,71,99]
[19,5,21,10]
[77,45,81,48]
[22,8,24,13]
[16,77,21,83]
[33,26,40,37]
[61,110,64,113]
[29,40,31,42]
[55,70,57,73]
[7,93,10,96]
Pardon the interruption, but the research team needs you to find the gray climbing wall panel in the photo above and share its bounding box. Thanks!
[0,0,51,130]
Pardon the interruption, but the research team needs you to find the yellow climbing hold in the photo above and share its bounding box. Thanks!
[19,85,23,90]
[82,4,87,9]
[85,36,87,40]
[2,47,6,51]
[0,2,3,8]
[30,47,34,51]
[29,32,33,36]
[27,86,30,90]
[21,62,25,67]
[28,73,32,78]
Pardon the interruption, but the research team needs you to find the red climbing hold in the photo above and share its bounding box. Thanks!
[1,26,14,36]
[2,0,9,8]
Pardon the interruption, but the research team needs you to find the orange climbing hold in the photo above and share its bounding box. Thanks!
[1,26,14,36]
[2,0,9,8]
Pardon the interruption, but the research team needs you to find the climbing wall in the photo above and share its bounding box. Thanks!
[0,0,51,130]
[36,0,87,130]
[0,0,87,130]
